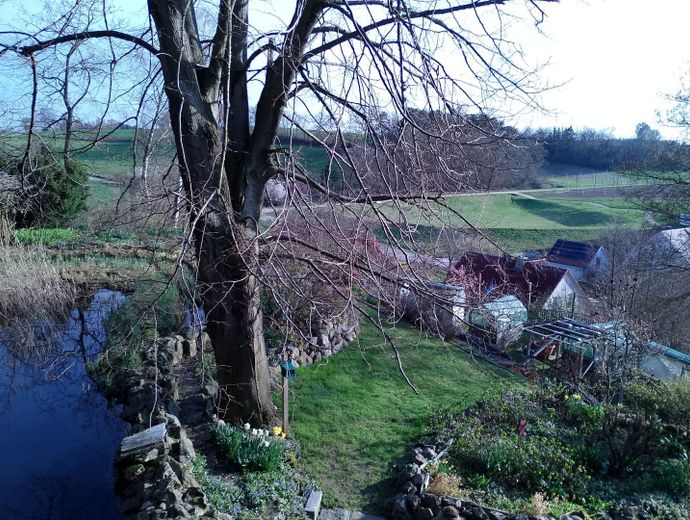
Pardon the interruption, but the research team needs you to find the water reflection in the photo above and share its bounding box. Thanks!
[0,289,128,520]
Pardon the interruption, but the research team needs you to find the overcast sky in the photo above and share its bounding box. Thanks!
[516,0,690,139]
[2,0,690,139]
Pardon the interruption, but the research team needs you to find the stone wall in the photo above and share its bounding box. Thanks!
[110,331,225,519]
[392,434,582,520]
[269,310,360,368]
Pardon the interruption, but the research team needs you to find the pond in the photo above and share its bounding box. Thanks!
[0,289,128,520]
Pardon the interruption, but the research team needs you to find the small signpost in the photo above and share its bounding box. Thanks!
[279,359,296,436]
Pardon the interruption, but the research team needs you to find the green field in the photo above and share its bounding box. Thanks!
[0,128,174,178]
[290,317,522,513]
[541,162,655,189]
[363,192,648,252]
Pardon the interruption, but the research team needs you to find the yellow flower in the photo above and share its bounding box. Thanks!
[272,425,283,436]
[573,394,581,401]
[281,432,286,439]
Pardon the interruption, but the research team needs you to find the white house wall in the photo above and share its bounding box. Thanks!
[547,261,585,280]
[544,275,585,312]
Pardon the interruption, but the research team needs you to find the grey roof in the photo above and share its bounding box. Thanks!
[547,239,601,268]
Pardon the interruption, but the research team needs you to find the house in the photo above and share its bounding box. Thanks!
[633,227,690,269]
[449,252,589,314]
[546,239,609,280]
[467,295,528,349]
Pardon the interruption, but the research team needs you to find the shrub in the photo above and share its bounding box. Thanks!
[213,424,285,473]
[191,455,243,512]
[626,379,690,426]
[564,395,605,429]
[451,427,589,497]
[15,227,80,245]
[14,153,88,228]
[630,459,690,497]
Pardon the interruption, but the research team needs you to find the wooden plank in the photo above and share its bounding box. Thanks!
[120,423,167,455]
[305,490,322,520]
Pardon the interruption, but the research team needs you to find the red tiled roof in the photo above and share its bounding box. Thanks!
[449,252,569,306]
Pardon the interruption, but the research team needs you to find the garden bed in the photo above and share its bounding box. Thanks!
[412,383,690,519]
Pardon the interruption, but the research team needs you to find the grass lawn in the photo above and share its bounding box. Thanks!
[367,192,648,252]
[289,317,523,514]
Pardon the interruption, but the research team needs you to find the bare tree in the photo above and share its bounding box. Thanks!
[1,0,557,424]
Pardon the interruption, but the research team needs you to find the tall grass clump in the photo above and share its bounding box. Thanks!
[90,279,183,394]
[0,245,75,351]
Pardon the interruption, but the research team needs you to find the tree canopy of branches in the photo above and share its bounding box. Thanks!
[1,0,557,424]
[352,110,545,194]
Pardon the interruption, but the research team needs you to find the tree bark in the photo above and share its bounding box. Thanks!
[148,0,274,424]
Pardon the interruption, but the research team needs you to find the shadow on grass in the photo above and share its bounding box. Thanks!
[512,197,612,227]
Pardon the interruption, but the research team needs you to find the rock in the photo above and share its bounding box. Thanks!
[392,494,414,520]
[135,448,159,463]
[399,463,421,480]
[183,487,208,509]
[318,333,329,347]
[411,472,428,488]
[407,494,421,512]
[124,464,146,481]
[436,506,460,520]
[179,437,195,459]
[401,481,417,494]
[183,337,197,358]
[420,494,441,514]
[417,508,435,520]
[465,506,489,520]
[413,453,427,465]
[487,512,508,520]
[421,446,437,460]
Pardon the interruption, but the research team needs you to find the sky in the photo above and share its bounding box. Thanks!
[2,0,690,139]
[515,0,690,139]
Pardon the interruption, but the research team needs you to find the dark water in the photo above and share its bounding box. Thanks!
[0,290,128,520]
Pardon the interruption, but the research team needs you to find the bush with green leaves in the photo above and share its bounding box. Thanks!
[626,378,690,426]
[15,153,88,228]
[213,424,285,473]
[630,458,690,497]
[191,453,309,519]
[450,417,589,497]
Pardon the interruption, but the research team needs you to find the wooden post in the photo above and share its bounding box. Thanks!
[282,373,289,436]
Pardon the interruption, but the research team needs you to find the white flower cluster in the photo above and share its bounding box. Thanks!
[244,423,271,447]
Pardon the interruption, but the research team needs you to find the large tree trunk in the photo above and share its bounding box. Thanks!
[148,0,274,424]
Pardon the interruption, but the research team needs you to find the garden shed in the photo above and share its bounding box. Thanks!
[399,279,466,338]
[641,341,690,380]
[467,295,527,350]
[523,318,614,378]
